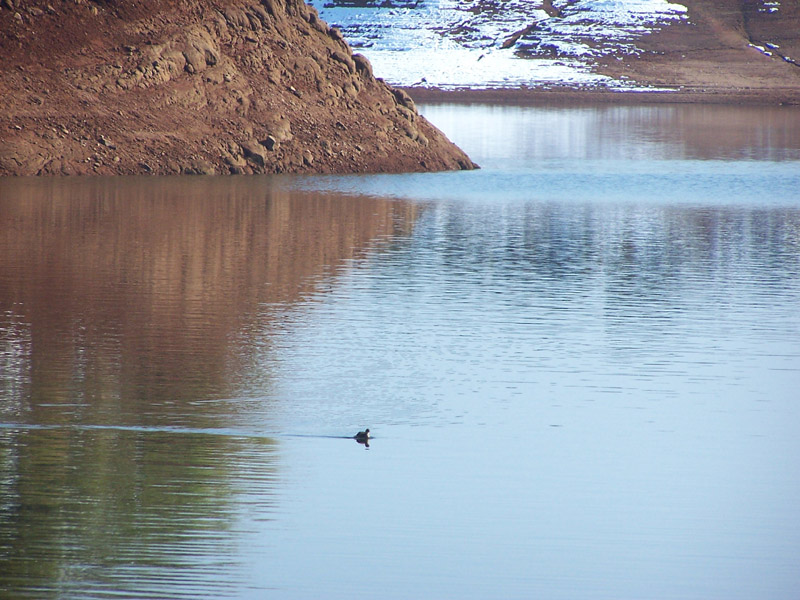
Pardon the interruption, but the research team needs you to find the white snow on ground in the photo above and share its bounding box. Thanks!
[366,46,614,88]
[759,0,780,13]
[312,0,687,89]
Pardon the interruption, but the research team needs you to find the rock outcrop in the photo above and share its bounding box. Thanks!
[0,0,477,176]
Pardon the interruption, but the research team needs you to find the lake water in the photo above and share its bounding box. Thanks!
[1,103,799,599]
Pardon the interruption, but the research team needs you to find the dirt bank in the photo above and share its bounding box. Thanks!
[404,85,800,107]
[0,0,476,176]
[595,0,800,105]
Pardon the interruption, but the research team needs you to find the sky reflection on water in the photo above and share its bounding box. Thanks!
[297,103,800,205]
[1,104,800,599]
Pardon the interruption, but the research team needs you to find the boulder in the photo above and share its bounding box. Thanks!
[240,140,268,166]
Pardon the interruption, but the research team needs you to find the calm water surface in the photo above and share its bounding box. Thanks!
[1,104,799,599]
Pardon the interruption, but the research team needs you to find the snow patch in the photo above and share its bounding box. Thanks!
[758,1,780,14]
[313,0,688,89]
[749,43,776,58]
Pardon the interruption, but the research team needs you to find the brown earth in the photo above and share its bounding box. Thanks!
[597,0,800,103]
[0,0,476,176]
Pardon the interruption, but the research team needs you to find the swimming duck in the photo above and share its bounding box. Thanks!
[354,428,370,442]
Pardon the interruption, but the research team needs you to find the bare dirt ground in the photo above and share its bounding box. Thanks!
[0,0,475,176]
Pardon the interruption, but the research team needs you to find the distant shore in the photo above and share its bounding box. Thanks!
[403,85,800,107]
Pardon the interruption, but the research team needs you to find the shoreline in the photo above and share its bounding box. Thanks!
[402,85,800,107]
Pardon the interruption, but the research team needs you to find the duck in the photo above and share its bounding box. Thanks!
[354,428,370,442]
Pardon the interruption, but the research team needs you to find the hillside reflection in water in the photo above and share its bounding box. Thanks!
[0,177,418,598]
[1,104,800,599]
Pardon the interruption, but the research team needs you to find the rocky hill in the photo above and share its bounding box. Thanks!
[0,0,476,176]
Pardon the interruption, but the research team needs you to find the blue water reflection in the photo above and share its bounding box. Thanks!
[265,104,800,599]
[1,104,799,599]
[295,103,800,205]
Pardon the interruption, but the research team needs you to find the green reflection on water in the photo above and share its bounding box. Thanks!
[0,426,278,599]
